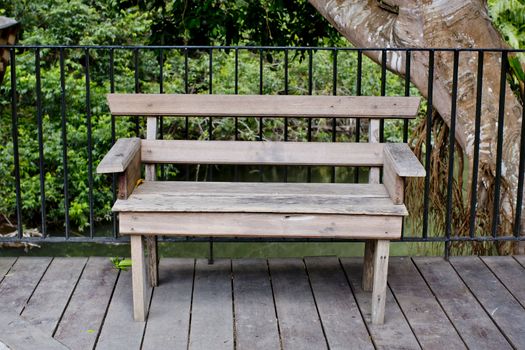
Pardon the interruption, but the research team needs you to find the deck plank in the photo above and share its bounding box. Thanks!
[54,257,119,350]
[341,258,421,350]
[188,259,234,350]
[481,256,525,308]
[232,259,280,350]
[0,257,52,314]
[95,270,147,350]
[0,308,68,350]
[414,257,511,350]
[450,256,525,349]
[21,257,87,335]
[305,257,373,350]
[142,258,194,350]
[388,257,466,350]
[0,257,17,282]
[268,258,327,350]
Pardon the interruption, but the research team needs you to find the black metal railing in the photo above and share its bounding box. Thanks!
[1,45,524,255]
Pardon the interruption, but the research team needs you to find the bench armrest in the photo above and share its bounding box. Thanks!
[97,138,141,174]
[383,143,425,178]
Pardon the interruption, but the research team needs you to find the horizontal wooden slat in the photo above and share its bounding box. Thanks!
[107,94,421,118]
[112,181,406,216]
[118,212,403,239]
[141,140,384,166]
[383,143,426,177]
[97,137,141,173]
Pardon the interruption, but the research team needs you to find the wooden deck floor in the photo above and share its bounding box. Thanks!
[1,256,525,350]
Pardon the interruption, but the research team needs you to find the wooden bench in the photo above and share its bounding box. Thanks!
[96,94,425,324]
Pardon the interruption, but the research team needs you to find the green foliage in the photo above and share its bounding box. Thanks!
[110,257,132,271]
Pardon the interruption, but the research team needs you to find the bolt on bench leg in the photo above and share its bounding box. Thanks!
[371,240,390,325]
[362,240,376,292]
[131,235,149,322]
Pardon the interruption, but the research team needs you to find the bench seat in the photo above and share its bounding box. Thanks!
[114,181,406,239]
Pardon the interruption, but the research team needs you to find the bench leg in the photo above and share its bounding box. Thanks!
[131,235,149,322]
[371,240,390,325]
[362,240,376,292]
[145,236,159,287]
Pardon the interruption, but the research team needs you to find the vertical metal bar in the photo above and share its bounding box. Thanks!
[234,47,239,140]
[85,48,94,238]
[492,51,507,238]
[284,49,289,182]
[355,50,363,183]
[159,49,165,179]
[109,48,118,238]
[259,49,264,141]
[184,48,190,181]
[403,50,411,143]
[380,49,387,142]
[35,48,47,237]
[422,50,435,239]
[445,50,460,258]
[307,49,313,183]
[331,49,337,183]
[514,87,525,237]
[208,48,214,260]
[469,51,484,238]
[133,48,140,136]
[59,48,70,239]
[10,48,23,238]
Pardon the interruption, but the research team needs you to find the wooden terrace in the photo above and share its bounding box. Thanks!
[1,256,525,349]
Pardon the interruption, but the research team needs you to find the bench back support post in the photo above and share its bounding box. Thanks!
[145,116,159,287]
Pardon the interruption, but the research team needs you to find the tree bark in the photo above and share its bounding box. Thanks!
[310,0,523,251]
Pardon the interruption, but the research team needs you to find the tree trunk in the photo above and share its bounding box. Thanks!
[310,0,524,252]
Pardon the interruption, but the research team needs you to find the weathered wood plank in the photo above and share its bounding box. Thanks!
[383,159,404,204]
[0,257,52,314]
[269,258,327,350]
[482,256,525,308]
[141,140,384,166]
[113,190,407,216]
[371,240,390,325]
[0,257,17,283]
[21,257,87,335]
[145,116,158,288]
[450,256,525,349]
[305,257,373,350]
[119,212,403,239]
[142,258,194,350]
[95,270,147,350]
[130,235,149,321]
[117,147,141,200]
[232,259,280,350]
[341,258,421,350]
[118,181,391,198]
[189,259,234,350]
[107,94,421,118]
[0,309,69,350]
[414,257,512,350]
[388,257,466,350]
[383,143,426,177]
[54,257,119,350]
[97,137,141,173]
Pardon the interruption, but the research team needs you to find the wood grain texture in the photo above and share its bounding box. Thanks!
[117,148,141,200]
[107,94,421,118]
[305,257,374,350]
[113,184,407,216]
[189,259,234,350]
[21,257,87,335]
[481,256,525,308]
[0,257,52,314]
[371,240,390,325]
[119,212,403,239]
[142,259,194,350]
[414,257,512,350]
[0,257,16,283]
[145,116,159,288]
[362,241,376,292]
[95,270,147,350]
[232,259,280,350]
[383,143,426,177]
[269,258,327,350]
[141,139,384,166]
[54,257,119,350]
[0,309,69,350]
[450,256,525,349]
[96,137,141,173]
[341,258,421,350]
[131,235,148,321]
[383,159,404,204]
[388,257,466,350]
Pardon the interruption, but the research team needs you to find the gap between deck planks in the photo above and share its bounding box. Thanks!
[1,257,525,350]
